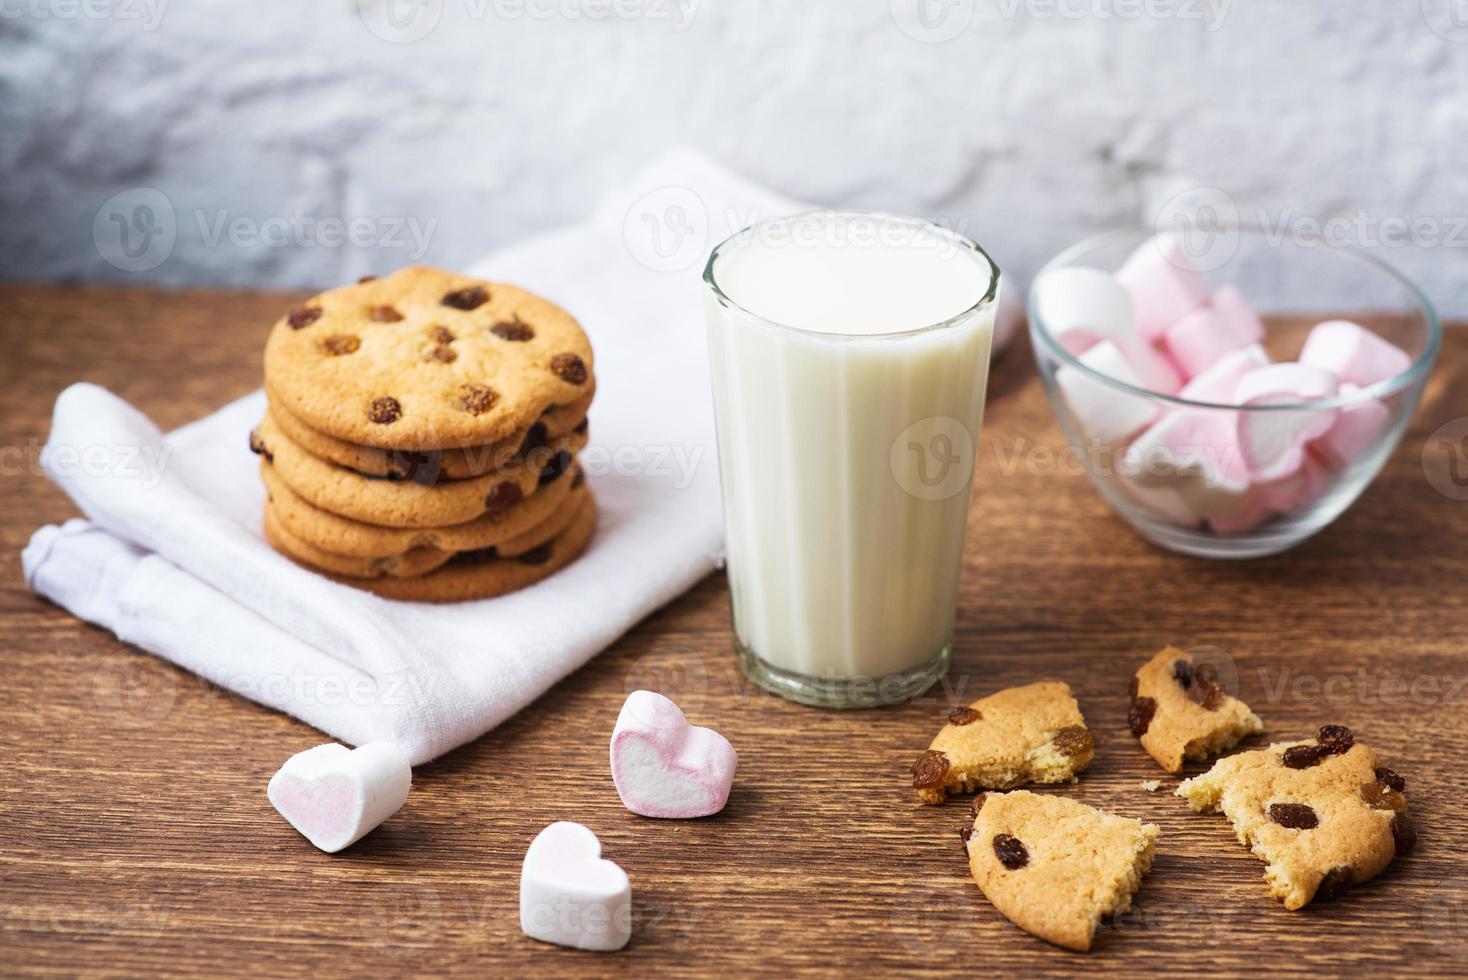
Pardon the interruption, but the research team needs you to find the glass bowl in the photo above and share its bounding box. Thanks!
[1028,226,1441,559]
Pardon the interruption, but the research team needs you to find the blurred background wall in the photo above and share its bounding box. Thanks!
[3,1,1466,313]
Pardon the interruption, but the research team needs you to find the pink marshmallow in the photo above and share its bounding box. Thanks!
[1257,453,1331,513]
[1116,234,1210,342]
[1055,340,1160,444]
[1163,285,1266,379]
[610,691,736,819]
[1299,320,1412,388]
[1124,410,1254,521]
[1178,344,1270,404]
[1312,383,1391,469]
[1207,498,1275,536]
[1233,363,1339,480]
[1033,266,1137,356]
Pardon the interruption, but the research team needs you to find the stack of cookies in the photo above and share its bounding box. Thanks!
[252,267,597,602]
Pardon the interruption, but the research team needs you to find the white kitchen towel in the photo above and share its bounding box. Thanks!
[22,148,801,765]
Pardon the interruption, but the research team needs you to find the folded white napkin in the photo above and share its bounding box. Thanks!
[23,149,799,765]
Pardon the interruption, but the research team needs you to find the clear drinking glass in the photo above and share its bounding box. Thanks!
[701,211,999,707]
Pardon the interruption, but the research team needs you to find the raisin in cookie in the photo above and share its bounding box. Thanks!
[1176,725,1414,910]
[296,492,598,603]
[1128,646,1263,773]
[964,791,1159,952]
[251,413,585,528]
[266,388,593,481]
[911,681,1094,804]
[265,479,589,578]
[260,459,582,558]
[263,267,594,450]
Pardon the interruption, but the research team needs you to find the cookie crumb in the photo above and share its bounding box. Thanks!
[1139,779,1162,792]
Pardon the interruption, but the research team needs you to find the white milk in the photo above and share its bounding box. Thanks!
[703,212,996,702]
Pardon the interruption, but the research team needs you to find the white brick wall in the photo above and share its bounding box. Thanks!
[3,0,1466,315]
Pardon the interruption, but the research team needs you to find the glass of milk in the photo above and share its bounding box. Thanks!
[702,211,999,708]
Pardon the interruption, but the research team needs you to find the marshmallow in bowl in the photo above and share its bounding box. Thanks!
[1300,319,1412,388]
[1177,344,1269,403]
[1124,411,1253,522]
[1032,266,1138,355]
[1163,285,1265,378]
[1055,340,1160,445]
[1233,363,1340,480]
[1115,233,1210,341]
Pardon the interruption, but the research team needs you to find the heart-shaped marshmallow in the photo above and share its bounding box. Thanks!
[611,691,737,819]
[267,741,411,853]
[1233,363,1339,480]
[520,822,631,951]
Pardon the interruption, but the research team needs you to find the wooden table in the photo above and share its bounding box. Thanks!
[3,284,1466,976]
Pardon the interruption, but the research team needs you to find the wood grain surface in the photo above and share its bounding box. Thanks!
[2,283,1467,977]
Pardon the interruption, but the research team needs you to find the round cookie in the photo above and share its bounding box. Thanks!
[266,386,593,480]
[314,492,598,603]
[251,413,586,528]
[263,266,595,450]
[264,481,589,578]
[261,459,584,558]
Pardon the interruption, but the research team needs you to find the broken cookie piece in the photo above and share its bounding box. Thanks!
[964,790,1159,952]
[911,681,1094,804]
[1129,646,1263,773]
[1175,725,1414,910]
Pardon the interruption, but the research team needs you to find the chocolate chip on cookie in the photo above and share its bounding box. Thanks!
[516,543,554,565]
[550,352,588,385]
[369,305,404,323]
[992,834,1029,870]
[1128,647,1262,773]
[457,383,498,415]
[484,481,523,511]
[492,316,535,342]
[947,706,981,726]
[429,325,455,344]
[429,345,457,363]
[288,305,323,329]
[909,749,950,791]
[1268,802,1319,830]
[1128,695,1157,736]
[248,429,273,462]
[322,334,361,356]
[442,285,489,311]
[369,396,402,424]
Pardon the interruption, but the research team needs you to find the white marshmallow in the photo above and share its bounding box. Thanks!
[1124,411,1255,521]
[1178,344,1269,404]
[520,822,631,952]
[1055,340,1159,445]
[267,741,411,854]
[1033,266,1138,355]
[610,691,737,819]
[1299,319,1412,388]
[1233,363,1339,480]
[1115,233,1210,341]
